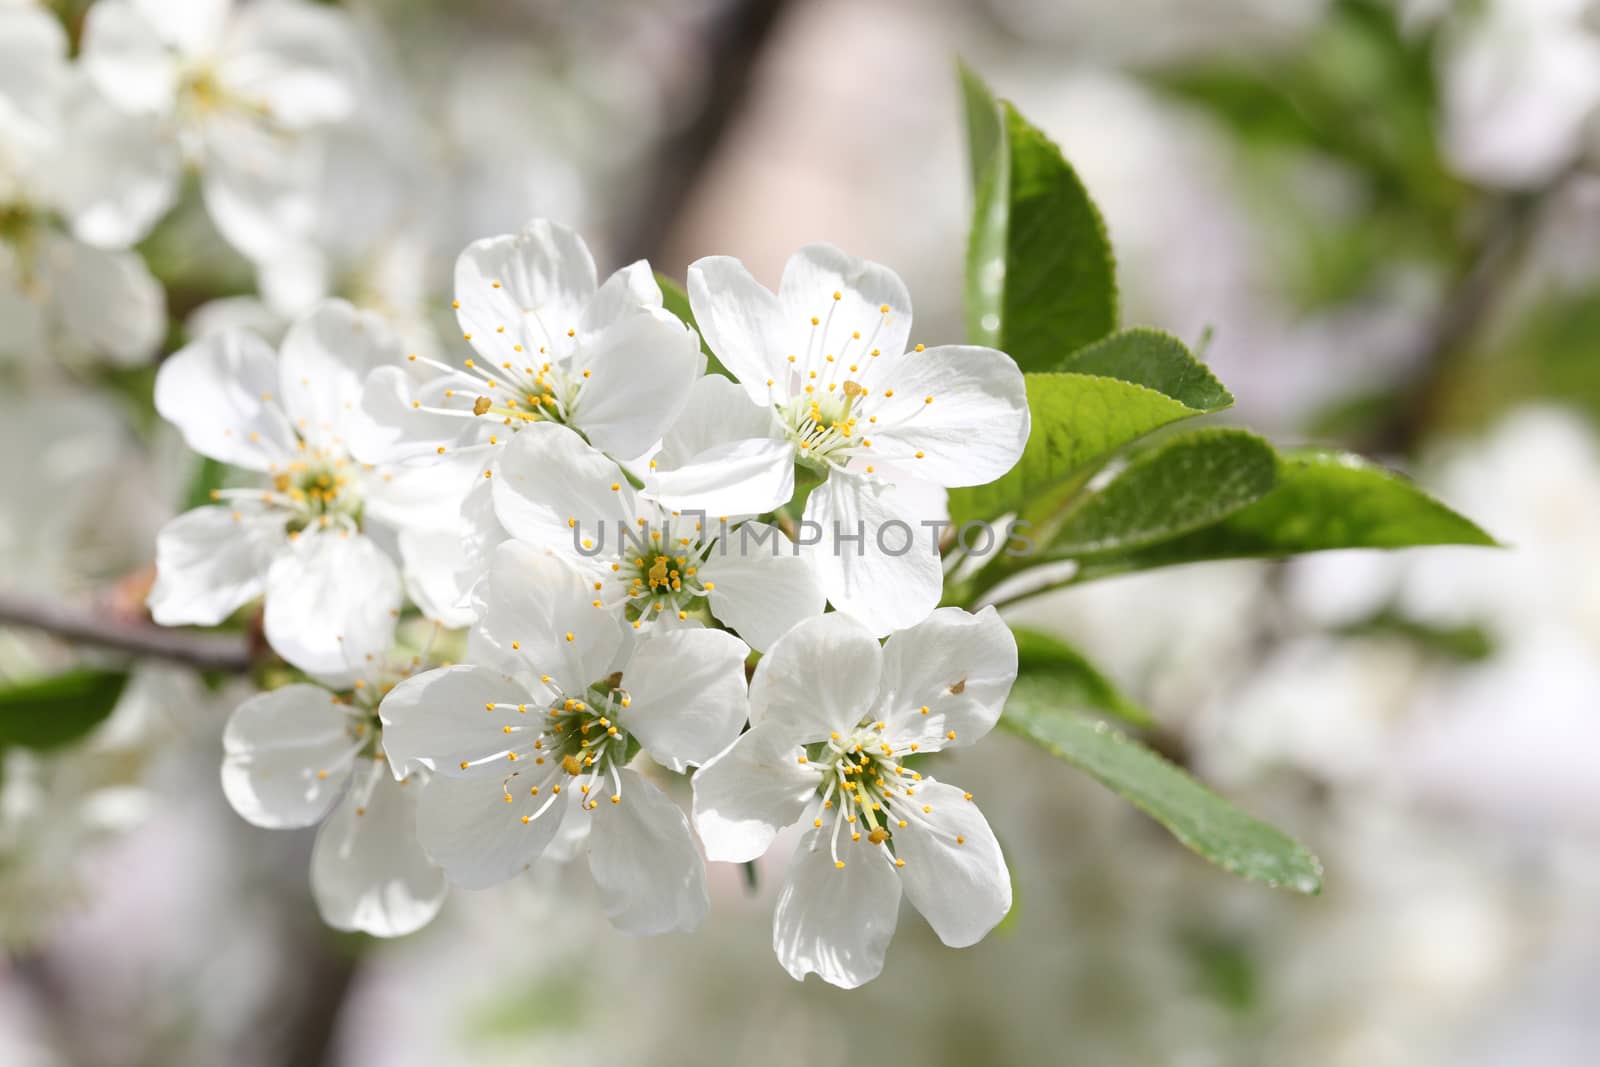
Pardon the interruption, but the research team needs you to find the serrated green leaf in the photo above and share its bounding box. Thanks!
[961,69,1118,368]
[1002,700,1322,894]
[1011,627,1152,728]
[1073,448,1495,580]
[655,272,727,376]
[1045,429,1279,558]
[1056,328,1233,412]
[0,669,129,750]
[949,372,1205,528]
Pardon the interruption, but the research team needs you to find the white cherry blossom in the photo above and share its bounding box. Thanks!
[146,299,466,678]
[220,634,447,938]
[78,0,367,268]
[490,420,824,652]
[380,546,749,935]
[680,244,1029,634]
[0,5,169,367]
[351,219,701,469]
[692,608,1017,988]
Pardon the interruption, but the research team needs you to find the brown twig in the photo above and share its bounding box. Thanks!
[0,591,254,674]
[612,0,793,269]
[1361,159,1588,457]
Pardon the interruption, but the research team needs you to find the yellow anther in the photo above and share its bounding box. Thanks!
[473,396,492,415]
[562,755,582,776]
[834,861,846,869]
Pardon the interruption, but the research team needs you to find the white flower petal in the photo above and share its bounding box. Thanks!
[43,236,166,366]
[52,80,180,249]
[664,376,782,454]
[218,0,364,128]
[199,119,322,265]
[311,765,447,938]
[396,526,480,630]
[154,328,296,470]
[893,779,1011,948]
[649,375,794,515]
[691,724,817,863]
[877,606,1016,750]
[413,768,567,890]
[772,826,901,989]
[618,627,749,771]
[571,310,702,461]
[748,612,881,740]
[700,523,823,652]
[651,435,796,519]
[347,364,481,466]
[220,683,354,829]
[579,259,661,337]
[867,345,1029,487]
[476,541,623,695]
[492,421,636,556]
[148,506,280,625]
[278,299,402,450]
[454,220,597,362]
[802,469,943,636]
[587,768,708,935]
[778,243,912,376]
[686,255,788,401]
[0,6,68,154]
[378,664,536,779]
[132,0,231,58]
[361,444,478,534]
[79,1,179,117]
[185,295,287,344]
[263,531,401,684]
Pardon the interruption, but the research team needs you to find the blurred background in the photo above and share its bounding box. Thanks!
[4,0,1600,1063]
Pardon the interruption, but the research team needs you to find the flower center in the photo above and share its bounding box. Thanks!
[473,674,642,823]
[210,450,367,534]
[610,541,711,629]
[778,383,865,473]
[804,719,923,870]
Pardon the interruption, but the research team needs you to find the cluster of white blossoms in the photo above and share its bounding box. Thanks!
[150,218,1030,986]
[0,0,368,370]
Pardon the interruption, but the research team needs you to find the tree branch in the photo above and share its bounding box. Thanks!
[613,0,793,268]
[0,591,254,674]
[1362,159,1589,456]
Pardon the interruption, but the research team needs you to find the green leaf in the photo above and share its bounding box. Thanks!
[949,372,1207,527]
[1002,700,1322,894]
[961,69,1118,368]
[1055,328,1233,412]
[1336,609,1494,662]
[958,60,1003,191]
[1073,448,1495,580]
[0,669,129,750]
[654,272,727,376]
[1045,429,1279,558]
[1012,627,1152,728]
